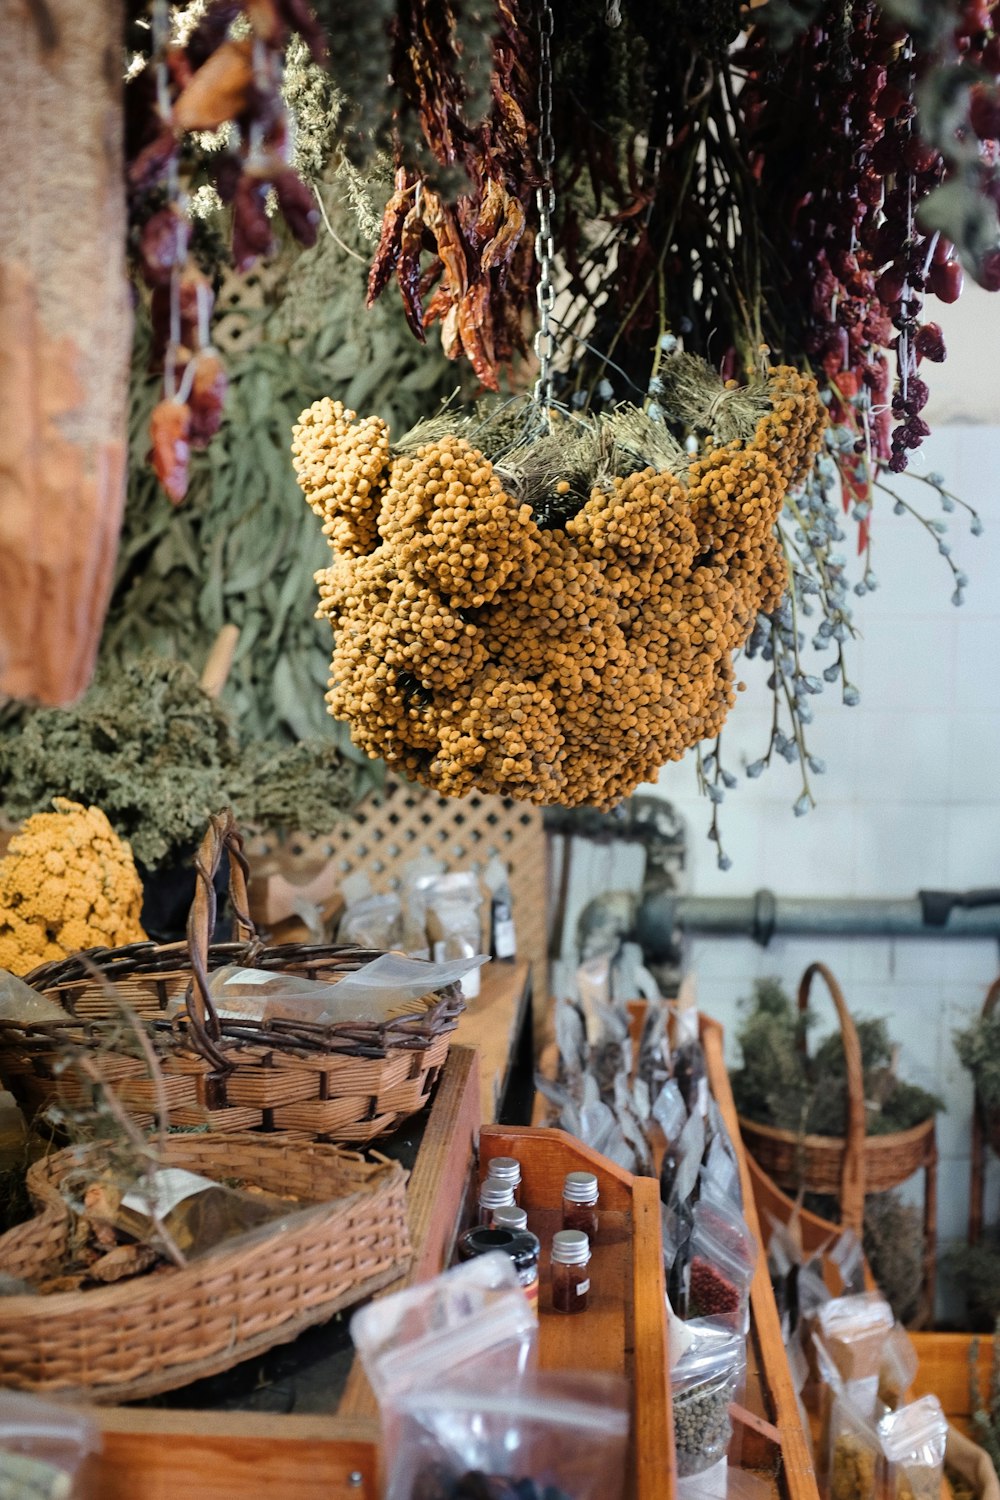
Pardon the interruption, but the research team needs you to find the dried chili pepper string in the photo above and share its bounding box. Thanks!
[532,0,557,422]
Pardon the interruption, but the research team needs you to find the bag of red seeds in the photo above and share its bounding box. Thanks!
[685,1189,756,1333]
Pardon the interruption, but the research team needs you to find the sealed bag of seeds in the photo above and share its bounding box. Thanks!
[828,1391,883,1500]
[671,1318,746,1477]
[686,1189,756,1333]
[878,1395,948,1500]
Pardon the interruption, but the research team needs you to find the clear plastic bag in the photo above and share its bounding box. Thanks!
[829,1391,883,1500]
[385,1370,629,1500]
[878,1395,948,1500]
[425,873,484,999]
[0,971,68,1024]
[816,1293,894,1385]
[878,1327,919,1412]
[671,1318,746,1478]
[0,1389,99,1499]
[351,1253,538,1471]
[686,1190,756,1333]
[338,891,404,949]
[184,953,486,1028]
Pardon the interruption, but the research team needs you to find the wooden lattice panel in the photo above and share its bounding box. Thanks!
[248,775,548,1007]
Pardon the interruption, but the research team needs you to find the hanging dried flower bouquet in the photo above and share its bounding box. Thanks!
[292,355,825,806]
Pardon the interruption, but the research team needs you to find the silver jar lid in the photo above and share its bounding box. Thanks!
[551,1229,591,1265]
[492,1204,528,1231]
[478,1180,515,1207]
[562,1170,598,1204]
[487,1156,522,1184]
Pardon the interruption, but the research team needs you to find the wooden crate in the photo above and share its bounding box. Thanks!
[478,1124,672,1500]
[700,1015,823,1500]
[80,1043,482,1500]
[715,1022,1000,1500]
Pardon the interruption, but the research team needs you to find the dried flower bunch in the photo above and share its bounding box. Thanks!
[292,355,825,805]
[732,977,943,1139]
[0,802,146,977]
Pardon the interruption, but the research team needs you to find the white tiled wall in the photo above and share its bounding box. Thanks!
[624,423,1000,1323]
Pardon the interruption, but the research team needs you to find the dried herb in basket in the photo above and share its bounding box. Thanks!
[732,978,943,1139]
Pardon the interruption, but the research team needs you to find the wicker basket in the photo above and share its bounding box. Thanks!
[0,812,465,1141]
[736,963,937,1225]
[0,1132,410,1402]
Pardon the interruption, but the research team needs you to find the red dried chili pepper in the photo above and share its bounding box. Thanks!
[188,350,229,448]
[150,400,192,506]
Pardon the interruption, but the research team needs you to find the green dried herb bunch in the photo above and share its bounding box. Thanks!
[955,1005,1000,1114]
[0,655,364,870]
[970,1319,1000,1476]
[862,1190,924,1328]
[947,1240,1000,1331]
[732,978,944,1138]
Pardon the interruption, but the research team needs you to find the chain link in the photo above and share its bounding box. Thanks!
[533,0,556,417]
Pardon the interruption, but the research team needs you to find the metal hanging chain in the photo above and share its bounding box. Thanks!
[533,0,556,416]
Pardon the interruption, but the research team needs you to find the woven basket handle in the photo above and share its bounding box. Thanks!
[797,962,866,1233]
[185,810,258,1071]
[983,976,1000,1020]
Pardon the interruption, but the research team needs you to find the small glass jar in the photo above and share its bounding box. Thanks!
[477,1178,515,1227]
[562,1171,599,1240]
[492,1204,528,1233]
[551,1229,591,1314]
[456,1225,540,1313]
[487,1156,522,1205]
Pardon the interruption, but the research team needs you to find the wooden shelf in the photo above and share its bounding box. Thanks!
[700,1014,821,1500]
[480,1123,672,1500]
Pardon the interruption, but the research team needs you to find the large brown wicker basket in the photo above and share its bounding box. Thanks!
[0,812,465,1141]
[736,962,938,1319]
[0,1132,410,1401]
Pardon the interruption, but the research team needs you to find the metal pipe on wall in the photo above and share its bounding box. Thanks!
[634,887,1000,957]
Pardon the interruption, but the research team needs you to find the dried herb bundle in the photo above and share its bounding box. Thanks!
[732,978,943,1138]
[955,1005,1000,1114]
[0,656,363,870]
[971,1320,1000,1476]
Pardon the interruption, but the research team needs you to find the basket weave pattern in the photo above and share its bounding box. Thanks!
[0,1133,411,1401]
[0,813,464,1141]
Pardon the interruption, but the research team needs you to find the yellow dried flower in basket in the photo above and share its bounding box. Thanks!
[0,799,145,975]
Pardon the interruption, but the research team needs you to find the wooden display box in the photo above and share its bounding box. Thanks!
[705,1017,1000,1500]
[479,1123,672,1500]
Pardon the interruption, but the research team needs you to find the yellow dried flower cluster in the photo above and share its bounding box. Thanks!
[293,369,825,807]
[0,800,146,976]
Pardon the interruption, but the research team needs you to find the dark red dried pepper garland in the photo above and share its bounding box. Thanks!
[364,0,540,390]
[126,0,327,503]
